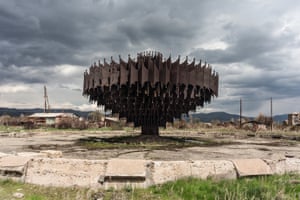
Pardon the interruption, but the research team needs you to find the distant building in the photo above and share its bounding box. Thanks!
[27,113,78,126]
[288,112,300,126]
[104,117,120,126]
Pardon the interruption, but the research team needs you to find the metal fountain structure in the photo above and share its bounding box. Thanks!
[83,51,219,135]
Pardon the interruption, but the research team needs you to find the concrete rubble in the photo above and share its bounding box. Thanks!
[39,150,63,158]
[0,151,300,189]
[13,192,24,199]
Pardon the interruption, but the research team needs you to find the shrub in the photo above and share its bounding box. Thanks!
[256,113,272,125]
[56,118,73,129]
[0,115,21,126]
[72,119,88,130]
[56,118,88,130]
[23,121,36,129]
[172,120,188,129]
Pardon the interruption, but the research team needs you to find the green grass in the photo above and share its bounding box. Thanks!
[0,179,91,200]
[147,174,300,200]
[1,174,300,200]
[0,125,24,132]
[0,125,133,133]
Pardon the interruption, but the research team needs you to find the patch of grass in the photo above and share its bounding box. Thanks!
[123,127,135,132]
[26,194,44,200]
[76,135,237,150]
[34,126,130,133]
[2,174,300,200]
[0,179,92,200]
[147,174,300,200]
[98,126,113,131]
[0,125,23,132]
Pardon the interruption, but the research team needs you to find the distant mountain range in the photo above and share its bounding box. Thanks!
[190,112,287,123]
[0,107,90,118]
[0,107,288,123]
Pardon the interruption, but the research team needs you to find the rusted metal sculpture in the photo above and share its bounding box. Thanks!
[83,52,218,135]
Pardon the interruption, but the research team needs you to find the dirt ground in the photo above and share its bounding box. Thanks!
[0,129,299,161]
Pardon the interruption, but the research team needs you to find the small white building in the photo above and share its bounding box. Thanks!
[288,112,300,126]
[28,113,78,126]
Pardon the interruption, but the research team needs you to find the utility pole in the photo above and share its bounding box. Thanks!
[240,98,242,128]
[270,97,273,132]
[44,86,50,113]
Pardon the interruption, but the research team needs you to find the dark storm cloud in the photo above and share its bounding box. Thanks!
[59,84,81,92]
[0,0,210,70]
[0,1,117,66]
[0,65,79,87]
[0,65,44,84]
[116,15,194,52]
[191,25,297,68]
[189,4,300,113]
[1,0,300,114]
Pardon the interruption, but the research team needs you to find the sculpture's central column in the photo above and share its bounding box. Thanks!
[141,125,159,135]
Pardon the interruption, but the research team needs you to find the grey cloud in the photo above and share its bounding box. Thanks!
[0,0,213,69]
[1,0,300,115]
[0,1,110,67]
[189,15,300,114]
[0,66,44,84]
[59,84,81,92]
[191,25,297,67]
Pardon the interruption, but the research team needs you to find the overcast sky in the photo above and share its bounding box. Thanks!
[0,0,300,116]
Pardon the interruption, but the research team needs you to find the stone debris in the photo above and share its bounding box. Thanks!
[17,152,44,158]
[40,150,63,158]
[13,192,24,198]
[284,158,300,173]
[0,152,8,158]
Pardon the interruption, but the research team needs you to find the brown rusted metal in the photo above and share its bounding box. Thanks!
[83,51,219,135]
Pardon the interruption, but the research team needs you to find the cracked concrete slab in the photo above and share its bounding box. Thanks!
[25,158,107,188]
[106,159,146,178]
[0,152,300,189]
[104,159,148,188]
[0,131,300,188]
[232,159,272,177]
[0,155,33,182]
[191,160,237,180]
